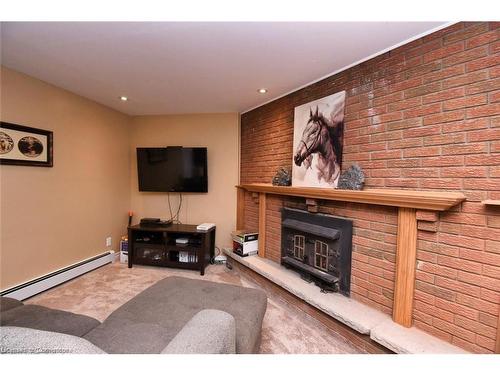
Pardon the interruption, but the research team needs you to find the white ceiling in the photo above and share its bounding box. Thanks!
[1,22,448,115]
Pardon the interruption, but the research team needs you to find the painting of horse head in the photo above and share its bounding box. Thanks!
[292,91,345,188]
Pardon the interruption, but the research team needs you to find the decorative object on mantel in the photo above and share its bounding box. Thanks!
[0,121,53,167]
[272,167,292,186]
[292,91,345,188]
[337,164,365,190]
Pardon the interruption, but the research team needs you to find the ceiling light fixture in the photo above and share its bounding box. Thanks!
[258,88,268,94]
[119,96,128,101]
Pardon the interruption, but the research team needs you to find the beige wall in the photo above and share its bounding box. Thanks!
[0,67,239,289]
[130,114,239,250]
[0,67,131,289]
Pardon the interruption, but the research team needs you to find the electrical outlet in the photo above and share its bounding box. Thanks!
[106,237,112,247]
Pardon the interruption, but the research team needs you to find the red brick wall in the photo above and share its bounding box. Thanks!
[240,22,500,353]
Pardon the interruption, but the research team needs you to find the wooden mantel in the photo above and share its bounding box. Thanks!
[236,183,466,329]
[237,183,465,211]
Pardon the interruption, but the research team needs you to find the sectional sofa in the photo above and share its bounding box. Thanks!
[0,276,268,354]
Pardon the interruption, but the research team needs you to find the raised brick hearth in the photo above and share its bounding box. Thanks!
[240,22,500,353]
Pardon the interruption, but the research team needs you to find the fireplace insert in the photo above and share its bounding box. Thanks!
[281,208,353,296]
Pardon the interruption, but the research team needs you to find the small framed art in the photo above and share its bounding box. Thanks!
[0,121,53,167]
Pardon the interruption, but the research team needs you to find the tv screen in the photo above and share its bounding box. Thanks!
[137,147,208,192]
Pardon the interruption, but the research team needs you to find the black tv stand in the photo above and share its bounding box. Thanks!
[127,223,216,275]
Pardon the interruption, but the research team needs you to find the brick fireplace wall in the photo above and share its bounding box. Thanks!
[240,22,499,353]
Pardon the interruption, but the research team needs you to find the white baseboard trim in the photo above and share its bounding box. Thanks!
[1,251,114,300]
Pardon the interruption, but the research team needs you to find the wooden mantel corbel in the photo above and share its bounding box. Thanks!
[305,198,319,213]
[235,183,466,329]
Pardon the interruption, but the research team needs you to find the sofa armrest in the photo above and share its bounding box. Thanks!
[161,309,236,354]
[0,297,23,312]
[0,326,105,354]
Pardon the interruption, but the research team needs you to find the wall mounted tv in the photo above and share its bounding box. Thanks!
[137,147,208,193]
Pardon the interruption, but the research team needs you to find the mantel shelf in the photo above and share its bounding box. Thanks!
[237,183,466,211]
[482,200,500,206]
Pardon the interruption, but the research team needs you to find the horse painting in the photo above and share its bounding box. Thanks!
[292,91,345,188]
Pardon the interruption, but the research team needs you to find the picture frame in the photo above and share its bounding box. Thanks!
[0,121,53,167]
[292,91,345,188]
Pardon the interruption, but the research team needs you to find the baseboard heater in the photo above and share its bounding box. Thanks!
[1,251,115,301]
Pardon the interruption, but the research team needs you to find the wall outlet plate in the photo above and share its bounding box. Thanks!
[106,237,112,247]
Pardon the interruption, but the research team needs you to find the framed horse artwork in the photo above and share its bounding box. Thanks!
[292,90,346,188]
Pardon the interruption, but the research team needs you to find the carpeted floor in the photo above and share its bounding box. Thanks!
[26,261,363,354]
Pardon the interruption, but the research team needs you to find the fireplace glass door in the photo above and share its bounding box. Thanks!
[314,240,329,271]
[293,235,305,260]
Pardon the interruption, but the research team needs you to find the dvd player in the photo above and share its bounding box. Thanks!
[140,218,172,227]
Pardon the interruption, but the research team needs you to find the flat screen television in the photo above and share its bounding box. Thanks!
[137,147,208,192]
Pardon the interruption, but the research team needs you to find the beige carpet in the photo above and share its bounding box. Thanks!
[26,261,362,354]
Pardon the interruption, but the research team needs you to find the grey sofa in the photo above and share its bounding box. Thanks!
[0,276,267,354]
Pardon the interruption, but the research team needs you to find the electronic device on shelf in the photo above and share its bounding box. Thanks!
[135,233,162,243]
[175,237,189,244]
[196,222,215,231]
[140,218,160,225]
[140,218,172,227]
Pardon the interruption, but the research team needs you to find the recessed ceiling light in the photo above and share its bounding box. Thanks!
[258,88,268,94]
[119,96,128,101]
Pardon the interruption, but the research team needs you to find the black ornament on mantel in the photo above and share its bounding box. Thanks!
[337,164,365,190]
[272,167,292,186]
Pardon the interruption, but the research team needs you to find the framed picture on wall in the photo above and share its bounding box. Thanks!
[292,91,346,188]
[0,121,53,167]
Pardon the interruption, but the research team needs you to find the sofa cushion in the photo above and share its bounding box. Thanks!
[0,304,100,337]
[84,276,267,354]
[161,309,236,354]
[0,297,24,312]
[0,326,105,354]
